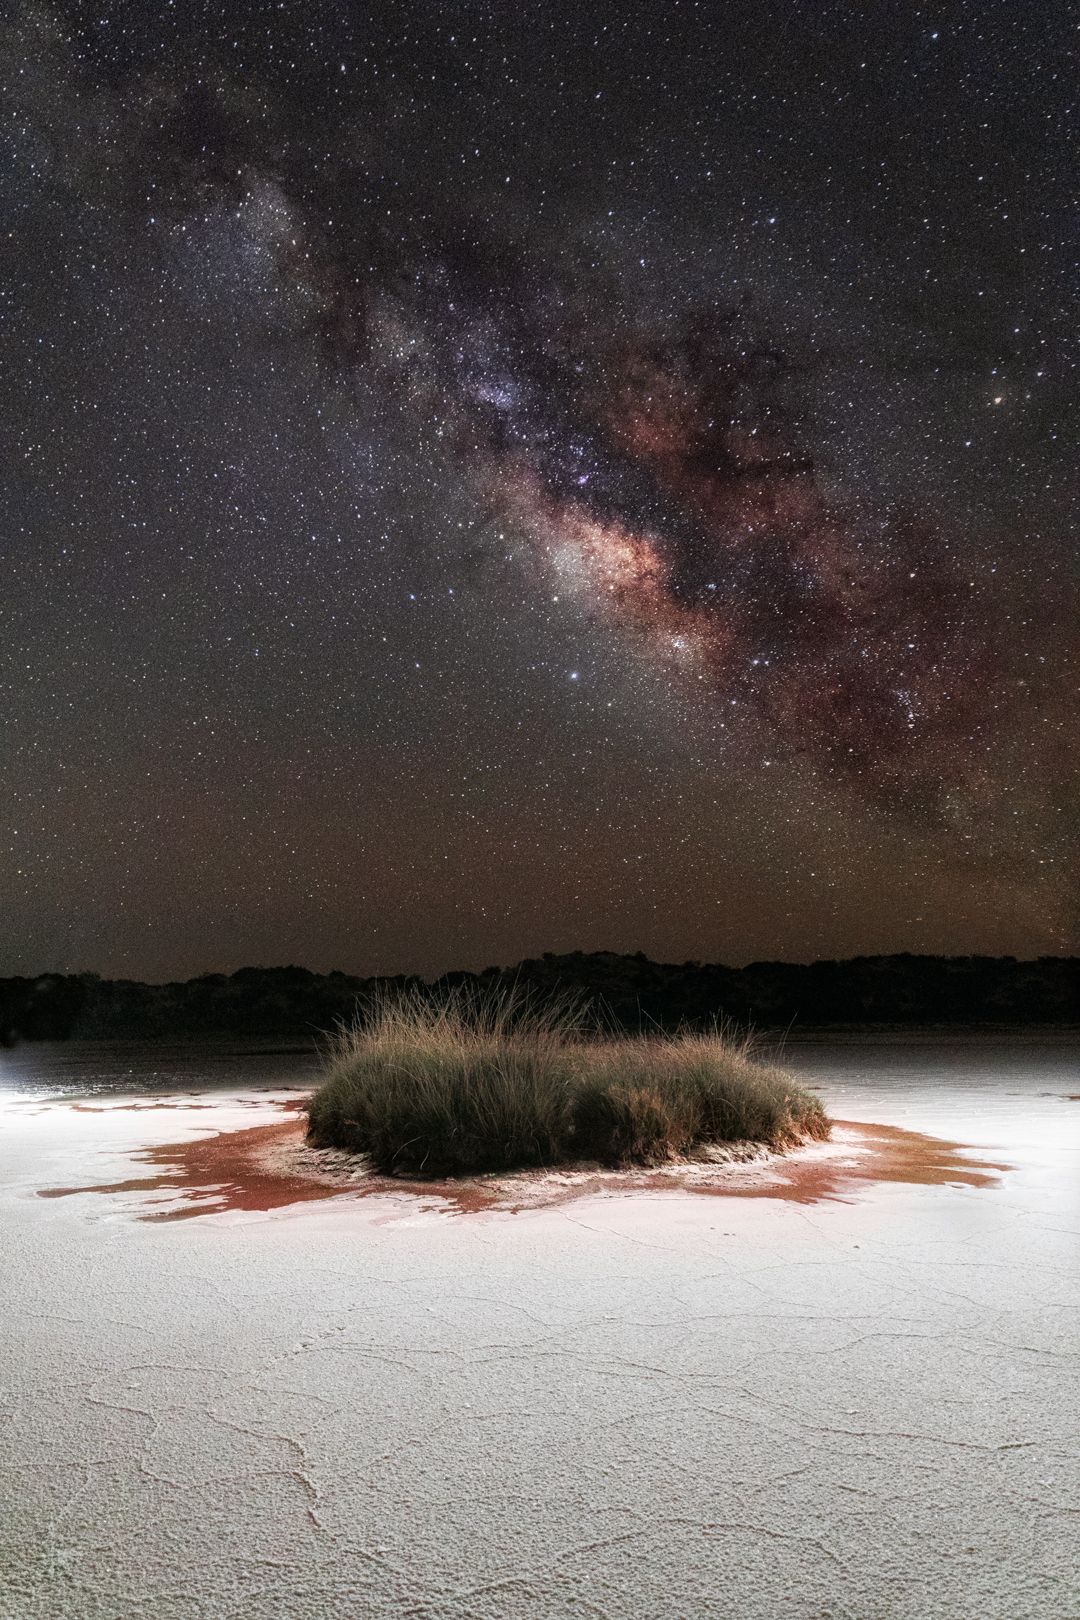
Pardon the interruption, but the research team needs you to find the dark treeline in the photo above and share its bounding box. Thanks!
[0,953,1077,1043]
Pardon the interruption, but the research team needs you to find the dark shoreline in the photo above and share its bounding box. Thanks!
[3,1026,1079,1051]
[2,952,1076,1043]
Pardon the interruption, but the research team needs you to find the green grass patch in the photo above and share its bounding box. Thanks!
[306,986,830,1177]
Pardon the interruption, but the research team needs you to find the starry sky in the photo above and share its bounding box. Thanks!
[2,1,1077,981]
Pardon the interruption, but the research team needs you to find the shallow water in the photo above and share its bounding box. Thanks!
[1,1035,1078,1620]
[0,1038,321,1099]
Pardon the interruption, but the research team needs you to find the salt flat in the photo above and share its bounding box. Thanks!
[1,1039,1078,1620]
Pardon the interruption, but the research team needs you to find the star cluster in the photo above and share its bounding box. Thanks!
[1,1,1076,977]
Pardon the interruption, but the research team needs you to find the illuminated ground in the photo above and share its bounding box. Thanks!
[1,1040,1077,1620]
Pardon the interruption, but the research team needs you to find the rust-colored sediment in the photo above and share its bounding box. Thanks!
[719,1118,1008,1201]
[37,1109,1010,1221]
[38,1113,328,1220]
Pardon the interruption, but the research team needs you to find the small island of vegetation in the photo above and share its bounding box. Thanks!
[306,988,830,1176]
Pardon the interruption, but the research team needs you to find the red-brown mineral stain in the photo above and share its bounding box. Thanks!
[706,1118,1008,1200]
[37,1109,1009,1221]
[38,1112,330,1220]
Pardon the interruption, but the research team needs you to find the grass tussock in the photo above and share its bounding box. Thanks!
[306,986,830,1177]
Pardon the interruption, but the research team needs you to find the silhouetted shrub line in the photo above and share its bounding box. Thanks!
[305,986,830,1176]
[1,952,1076,1042]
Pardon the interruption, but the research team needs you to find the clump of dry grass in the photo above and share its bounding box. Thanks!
[306,986,829,1176]
[572,1028,830,1164]
[306,986,583,1176]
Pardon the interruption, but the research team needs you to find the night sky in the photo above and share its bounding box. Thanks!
[2,1,1077,981]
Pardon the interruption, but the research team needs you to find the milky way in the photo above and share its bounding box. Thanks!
[2,2,1077,975]
[29,44,1004,809]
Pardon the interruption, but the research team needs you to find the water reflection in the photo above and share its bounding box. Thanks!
[0,1039,321,1099]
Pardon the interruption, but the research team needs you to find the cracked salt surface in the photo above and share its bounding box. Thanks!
[1,1036,1078,1619]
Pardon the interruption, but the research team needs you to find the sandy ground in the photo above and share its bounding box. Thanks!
[1,1060,1078,1619]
